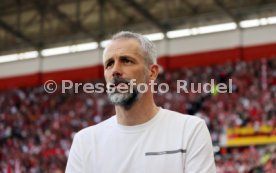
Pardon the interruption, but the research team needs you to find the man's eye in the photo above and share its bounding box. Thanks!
[106,62,113,68]
[123,59,132,64]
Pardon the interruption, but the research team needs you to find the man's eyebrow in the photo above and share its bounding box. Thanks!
[119,55,136,61]
[104,55,136,66]
[104,58,113,66]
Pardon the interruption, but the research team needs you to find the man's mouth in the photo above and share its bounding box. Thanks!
[113,81,127,87]
[107,77,131,92]
[112,78,130,86]
[115,83,129,90]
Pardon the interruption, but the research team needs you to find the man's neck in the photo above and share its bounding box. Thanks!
[115,95,159,126]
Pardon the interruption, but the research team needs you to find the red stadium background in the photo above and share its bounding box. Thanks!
[1,5,276,173]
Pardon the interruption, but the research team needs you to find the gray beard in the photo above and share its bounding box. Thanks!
[107,86,140,108]
[107,69,148,108]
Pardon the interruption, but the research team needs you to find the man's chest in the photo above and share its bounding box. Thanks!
[85,129,187,173]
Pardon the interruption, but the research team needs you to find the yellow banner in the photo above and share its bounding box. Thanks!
[226,136,276,147]
[227,125,275,136]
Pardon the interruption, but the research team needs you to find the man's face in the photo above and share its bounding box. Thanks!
[103,38,149,107]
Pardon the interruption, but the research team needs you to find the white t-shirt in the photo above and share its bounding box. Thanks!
[65,108,216,173]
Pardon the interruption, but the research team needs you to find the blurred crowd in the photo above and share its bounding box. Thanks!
[0,58,275,172]
[216,145,276,173]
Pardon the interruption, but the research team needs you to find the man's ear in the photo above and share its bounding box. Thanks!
[149,64,159,80]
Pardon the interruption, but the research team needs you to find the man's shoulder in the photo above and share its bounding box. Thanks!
[77,115,116,136]
[161,109,208,138]
[162,108,205,126]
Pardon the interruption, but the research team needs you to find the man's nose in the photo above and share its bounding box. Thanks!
[112,62,122,77]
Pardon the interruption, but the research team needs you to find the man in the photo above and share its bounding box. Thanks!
[65,31,216,173]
